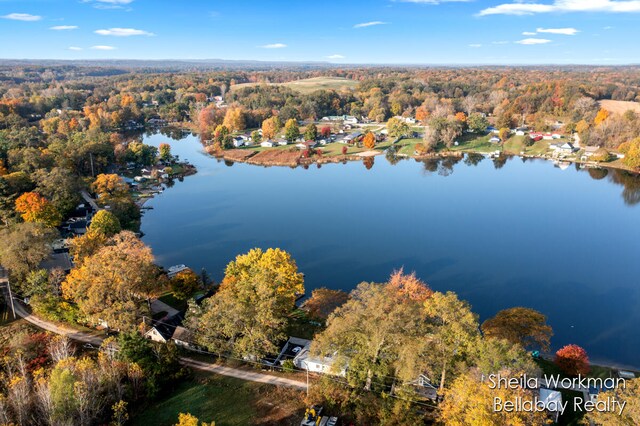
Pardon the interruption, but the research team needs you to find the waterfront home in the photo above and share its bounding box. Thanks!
[232,136,246,148]
[515,127,528,136]
[261,141,275,148]
[489,136,501,143]
[276,138,288,146]
[296,141,318,150]
[293,342,347,376]
[552,142,577,154]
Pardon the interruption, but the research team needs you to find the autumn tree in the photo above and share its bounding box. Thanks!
[62,231,161,331]
[222,107,246,132]
[170,269,202,300]
[619,137,640,169]
[555,344,590,375]
[213,125,233,149]
[261,116,282,140]
[0,222,56,279]
[423,291,480,392]
[594,108,610,126]
[32,167,81,216]
[362,131,376,149]
[159,143,172,161]
[439,370,549,426]
[454,112,467,123]
[187,248,304,359]
[320,126,331,138]
[92,174,129,204]
[284,118,300,142]
[498,127,510,143]
[302,288,349,320]
[250,130,261,143]
[304,123,318,141]
[15,192,62,227]
[467,113,489,134]
[174,412,215,426]
[387,117,410,138]
[481,307,553,351]
[313,272,432,391]
[587,378,640,425]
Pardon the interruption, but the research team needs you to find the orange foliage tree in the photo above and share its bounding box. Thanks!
[15,192,62,227]
[363,131,376,149]
[555,344,590,375]
[454,112,467,122]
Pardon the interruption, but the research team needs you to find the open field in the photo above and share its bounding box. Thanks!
[133,371,306,426]
[599,99,640,114]
[231,77,358,94]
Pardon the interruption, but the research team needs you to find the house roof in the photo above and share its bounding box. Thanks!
[172,326,192,342]
[149,313,184,341]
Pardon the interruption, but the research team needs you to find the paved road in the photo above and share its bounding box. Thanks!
[1,291,305,389]
[180,358,306,389]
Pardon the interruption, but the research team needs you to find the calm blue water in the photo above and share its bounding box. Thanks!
[140,130,640,368]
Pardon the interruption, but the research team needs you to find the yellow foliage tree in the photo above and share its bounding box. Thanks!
[174,413,215,426]
[261,116,281,140]
[222,107,246,132]
[440,370,550,426]
[92,174,130,204]
[594,108,610,126]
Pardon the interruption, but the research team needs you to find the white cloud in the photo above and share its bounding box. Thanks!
[2,13,42,21]
[68,46,83,51]
[354,21,387,28]
[480,0,640,16]
[91,45,117,50]
[522,31,537,35]
[468,43,482,48]
[516,38,552,45]
[260,43,287,49]
[536,27,579,35]
[50,25,79,30]
[327,54,345,59]
[95,28,153,36]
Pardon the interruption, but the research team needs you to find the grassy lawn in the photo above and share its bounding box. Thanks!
[526,140,552,156]
[451,133,498,153]
[395,138,423,156]
[503,135,527,154]
[133,371,306,426]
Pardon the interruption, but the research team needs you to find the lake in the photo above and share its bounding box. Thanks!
[139,129,640,368]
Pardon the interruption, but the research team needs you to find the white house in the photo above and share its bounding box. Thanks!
[167,264,189,278]
[489,136,501,143]
[276,139,288,146]
[261,141,274,148]
[553,142,576,154]
[293,343,346,376]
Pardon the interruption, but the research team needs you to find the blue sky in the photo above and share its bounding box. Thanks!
[1,0,639,64]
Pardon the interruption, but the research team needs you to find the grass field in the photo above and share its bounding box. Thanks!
[599,99,640,115]
[133,372,306,426]
[231,77,358,94]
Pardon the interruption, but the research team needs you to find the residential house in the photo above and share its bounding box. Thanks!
[167,264,190,278]
[144,313,184,344]
[552,142,576,154]
[296,141,317,150]
[293,342,347,376]
[321,115,358,125]
[172,326,196,349]
[515,127,528,136]
[276,138,288,146]
[260,141,274,148]
[232,136,246,148]
[405,375,438,401]
[341,132,362,144]
[489,136,501,143]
